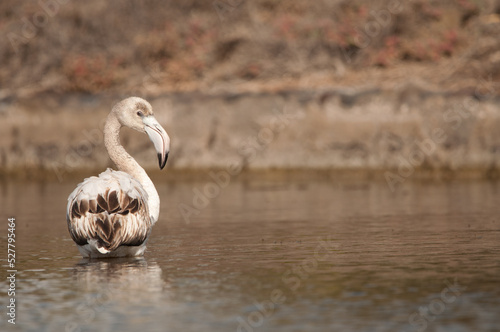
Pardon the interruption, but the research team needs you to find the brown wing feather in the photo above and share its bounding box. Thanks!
[108,190,120,212]
[79,199,89,215]
[89,199,98,213]
[119,191,131,210]
[67,178,151,253]
[97,194,109,211]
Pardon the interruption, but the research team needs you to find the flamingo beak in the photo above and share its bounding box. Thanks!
[143,116,170,169]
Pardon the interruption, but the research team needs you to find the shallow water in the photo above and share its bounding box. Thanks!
[0,174,499,332]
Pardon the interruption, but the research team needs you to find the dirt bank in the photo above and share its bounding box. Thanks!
[2,87,500,181]
[3,1,500,181]
[2,1,500,97]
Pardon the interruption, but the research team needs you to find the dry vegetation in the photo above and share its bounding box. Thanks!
[1,0,500,97]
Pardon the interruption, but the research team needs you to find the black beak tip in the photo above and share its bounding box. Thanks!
[158,152,168,170]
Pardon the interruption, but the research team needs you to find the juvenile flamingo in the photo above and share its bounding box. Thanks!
[66,97,170,258]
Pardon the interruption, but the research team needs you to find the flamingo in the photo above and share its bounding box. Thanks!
[66,97,170,258]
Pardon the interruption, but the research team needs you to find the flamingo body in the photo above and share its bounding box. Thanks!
[66,97,170,258]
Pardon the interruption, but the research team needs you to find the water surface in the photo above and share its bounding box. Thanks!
[0,174,499,331]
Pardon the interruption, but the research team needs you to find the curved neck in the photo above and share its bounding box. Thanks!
[104,112,160,222]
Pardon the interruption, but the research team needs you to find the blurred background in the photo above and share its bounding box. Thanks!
[2,0,500,179]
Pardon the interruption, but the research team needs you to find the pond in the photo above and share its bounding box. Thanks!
[0,173,499,331]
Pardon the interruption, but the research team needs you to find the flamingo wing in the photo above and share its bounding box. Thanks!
[66,169,152,254]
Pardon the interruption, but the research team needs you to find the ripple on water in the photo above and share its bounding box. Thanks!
[0,179,499,331]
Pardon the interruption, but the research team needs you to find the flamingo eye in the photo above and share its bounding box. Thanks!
[137,111,143,117]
